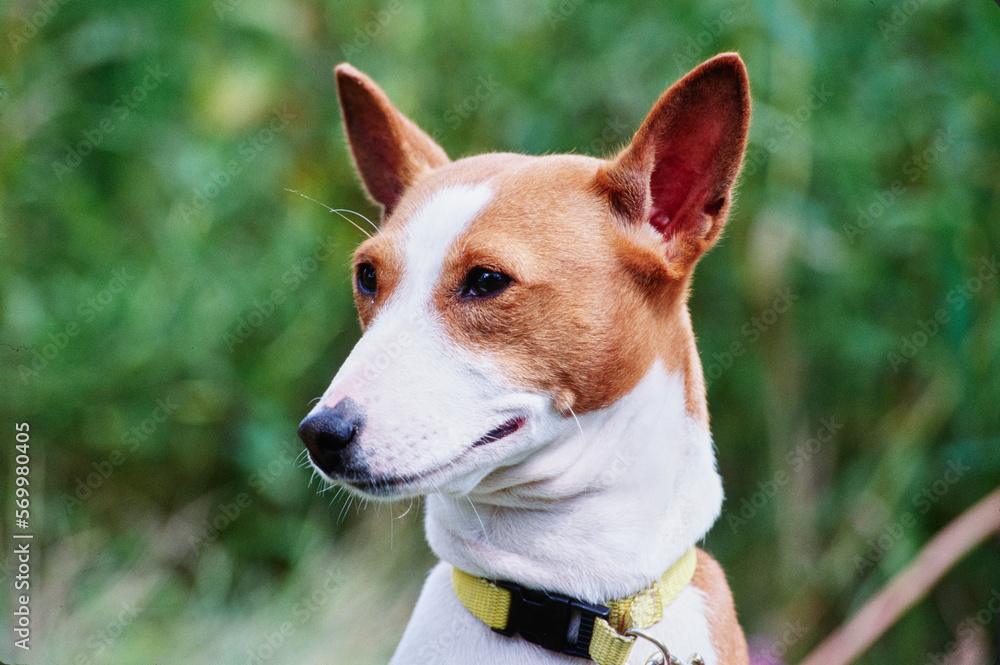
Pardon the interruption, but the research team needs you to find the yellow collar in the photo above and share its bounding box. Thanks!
[451,547,697,665]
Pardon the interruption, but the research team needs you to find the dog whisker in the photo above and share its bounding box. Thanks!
[334,206,379,234]
[285,188,373,238]
[396,498,414,520]
[338,494,352,523]
[466,496,490,547]
[568,406,584,437]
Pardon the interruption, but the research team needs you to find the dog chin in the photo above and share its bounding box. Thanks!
[333,464,483,499]
[338,472,424,498]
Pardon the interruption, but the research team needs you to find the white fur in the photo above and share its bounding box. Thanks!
[390,364,722,664]
[400,183,494,307]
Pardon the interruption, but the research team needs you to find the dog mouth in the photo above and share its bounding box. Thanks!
[473,416,525,447]
[341,416,526,496]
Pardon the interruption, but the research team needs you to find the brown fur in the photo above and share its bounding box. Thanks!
[336,64,449,217]
[692,549,750,665]
[596,54,750,276]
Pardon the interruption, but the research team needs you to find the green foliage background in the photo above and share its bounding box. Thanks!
[1,0,998,663]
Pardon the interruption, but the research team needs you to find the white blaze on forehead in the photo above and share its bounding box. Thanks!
[399,184,493,303]
[315,182,516,486]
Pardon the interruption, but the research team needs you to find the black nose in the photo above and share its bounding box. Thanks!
[298,398,364,475]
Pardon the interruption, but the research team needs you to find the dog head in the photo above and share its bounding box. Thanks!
[299,55,750,499]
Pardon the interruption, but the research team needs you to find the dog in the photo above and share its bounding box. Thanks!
[298,53,751,665]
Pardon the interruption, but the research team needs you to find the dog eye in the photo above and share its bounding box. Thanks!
[461,267,512,299]
[356,263,377,294]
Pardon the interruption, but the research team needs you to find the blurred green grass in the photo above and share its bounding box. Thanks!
[1,0,998,663]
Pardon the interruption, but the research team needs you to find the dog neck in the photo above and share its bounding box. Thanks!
[424,361,723,605]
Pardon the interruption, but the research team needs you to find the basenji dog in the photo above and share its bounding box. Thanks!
[298,53,751,665]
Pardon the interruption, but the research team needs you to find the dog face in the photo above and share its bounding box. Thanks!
[299,56,750,499]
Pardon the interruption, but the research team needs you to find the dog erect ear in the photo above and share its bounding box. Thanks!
[597,53,750,274]
[335,64,450,217]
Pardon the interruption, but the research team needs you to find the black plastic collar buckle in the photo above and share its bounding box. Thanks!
[493,580,611,659]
